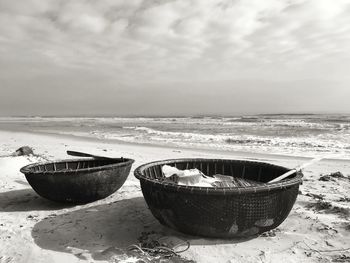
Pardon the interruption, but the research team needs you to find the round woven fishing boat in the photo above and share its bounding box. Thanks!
[134,158,303,238]
[21,158,134,204]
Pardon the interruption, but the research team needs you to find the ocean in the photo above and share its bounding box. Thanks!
[0,114,349,159]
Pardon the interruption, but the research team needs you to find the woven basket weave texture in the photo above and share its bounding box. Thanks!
[135,158,302,238]
[21,158,134,204]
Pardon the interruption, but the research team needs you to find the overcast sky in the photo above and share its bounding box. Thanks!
[0,0,349,116]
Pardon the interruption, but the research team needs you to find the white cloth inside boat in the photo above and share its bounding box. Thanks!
[161,165,260,187]
[162,165,219,187]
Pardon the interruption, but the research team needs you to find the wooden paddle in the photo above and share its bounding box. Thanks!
[66,150,119,160]
[268,156,325,183]
[212,156,326,186]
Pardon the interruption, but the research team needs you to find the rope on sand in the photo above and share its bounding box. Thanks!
[128,240,191,258]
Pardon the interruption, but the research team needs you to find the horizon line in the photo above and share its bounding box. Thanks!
[1,112,349,118]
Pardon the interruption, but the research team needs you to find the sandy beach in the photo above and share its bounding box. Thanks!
[0,129,349,263]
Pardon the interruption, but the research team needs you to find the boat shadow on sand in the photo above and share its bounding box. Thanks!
[31,196,255,261]
[0,188,72,212]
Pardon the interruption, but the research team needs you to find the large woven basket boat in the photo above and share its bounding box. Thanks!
[21,157,134,204]
[134,158,303,238]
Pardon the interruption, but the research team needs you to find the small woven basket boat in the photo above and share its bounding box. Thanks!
[134,158,303,238]
[21,157,134,204]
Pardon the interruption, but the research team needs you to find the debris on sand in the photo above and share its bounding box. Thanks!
[260,228,281,237]
[328,172,345,178]
[338,197,350,202]
[331,206,350,219]
[305,193,325,200]
[319,172,346,181]
[0,256,13,263]
[307,200,350,219]
[317,224,338,233]
[13,146,33,156]
[307,200,332,210]
[332,254,350,262]
[319,175,334,181]
[319,175,333,181]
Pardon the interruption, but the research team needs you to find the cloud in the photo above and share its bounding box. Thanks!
[0,0,349,81]
[0,0,350,116]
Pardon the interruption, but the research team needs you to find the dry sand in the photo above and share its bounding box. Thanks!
[0,130,349,263]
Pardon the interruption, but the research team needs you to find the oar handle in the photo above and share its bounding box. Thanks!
[67,150,114,159]
[268,157,324,183]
